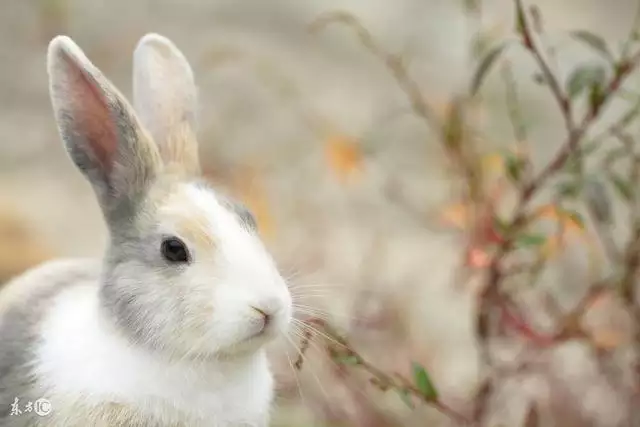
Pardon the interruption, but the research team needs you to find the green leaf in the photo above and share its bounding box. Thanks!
[532,72,546,85]
[564,210,585,230]
[556,180,581,199]
[493,216,511,236]
[563,153,583,175]
[609,173,633,201]
[589,82,605,113]
[412,362,438,400]
[463,0,481,14]
[566,64,607,100]
[516,233,547,248]
[396,388,414,409]
[584,178,612,224]
[570,30,614,61]
[615,100,640,130]
[335,354,359,365]
[504,151,524,183]
[578,139,600,157]
[470,41,511,95]
[515,0,527,37]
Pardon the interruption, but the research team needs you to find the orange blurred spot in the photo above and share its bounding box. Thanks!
[324,135,363,183]
[586,290,611,311]
[439,203,470,229]
[534,204,584,234]
[481,152,505,177]
[591,328,624,350]
[430,96,453,122]
[467,247,492,268]
[540,235,563,259]
[232,169,275,242]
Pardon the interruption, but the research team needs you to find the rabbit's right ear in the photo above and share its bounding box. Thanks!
[132,34,200,175]
[47,36,162,217]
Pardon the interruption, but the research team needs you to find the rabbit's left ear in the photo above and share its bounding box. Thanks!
[133,33,200,174]
[47,35,162,218]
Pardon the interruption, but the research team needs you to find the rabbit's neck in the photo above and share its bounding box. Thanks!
[34,282,274,426]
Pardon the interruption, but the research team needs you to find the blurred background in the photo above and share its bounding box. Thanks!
[1,1,640,426]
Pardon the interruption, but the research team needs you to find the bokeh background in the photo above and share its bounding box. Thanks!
[1,1,639,426]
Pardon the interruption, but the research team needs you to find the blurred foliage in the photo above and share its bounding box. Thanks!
[286,1,640,426]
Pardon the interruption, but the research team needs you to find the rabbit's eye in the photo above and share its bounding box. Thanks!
[161,237,190,263]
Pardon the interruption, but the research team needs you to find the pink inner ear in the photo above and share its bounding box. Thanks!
[63,56,119,174]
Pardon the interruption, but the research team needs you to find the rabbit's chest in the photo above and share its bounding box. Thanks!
[32,286,274,426]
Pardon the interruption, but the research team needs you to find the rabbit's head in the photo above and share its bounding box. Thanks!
[46,34,292,360]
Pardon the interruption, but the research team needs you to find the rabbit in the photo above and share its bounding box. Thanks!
[0,33,292,427]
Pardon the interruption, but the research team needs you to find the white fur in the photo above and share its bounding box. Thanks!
[28,184,291,426]
[12,34,293,426]
[35,282,273,426]
[156,183,293,354]
[133,33,198,145]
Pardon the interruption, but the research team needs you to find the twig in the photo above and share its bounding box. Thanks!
[309,12,441,130]
[474,1,640,422]
[296,317,475,426]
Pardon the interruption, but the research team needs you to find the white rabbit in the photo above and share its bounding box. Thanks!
[0,33,292,427]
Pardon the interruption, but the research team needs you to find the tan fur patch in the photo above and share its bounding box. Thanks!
[161,121,200,176]
[152,186,217,253]
[174,210,216,250]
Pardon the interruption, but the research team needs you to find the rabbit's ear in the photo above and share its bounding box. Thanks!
[133,33,200,175]
[47,36,162,217]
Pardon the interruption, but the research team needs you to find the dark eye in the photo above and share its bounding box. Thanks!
[161,237,190,263]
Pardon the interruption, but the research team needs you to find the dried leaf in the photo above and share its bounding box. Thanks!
[481,152,505,176]
[540,236,562,259]
[533,205,585,235]
[591,328,625,350]
[325,135,363,183]
[439,203,469,229]
[412,362,438,400]
[470,41,511,95]
[564,210,585,231]
[570,30,614,62]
